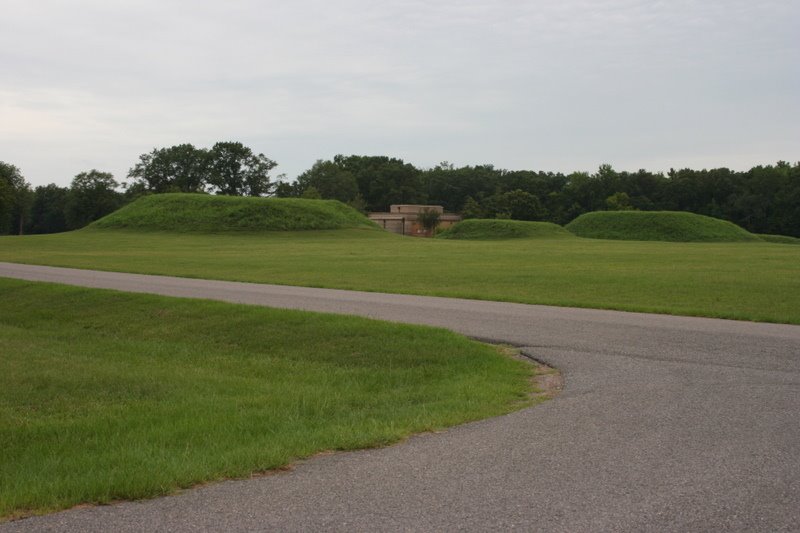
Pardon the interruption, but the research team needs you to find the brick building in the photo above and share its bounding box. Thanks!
[368,205,461,237]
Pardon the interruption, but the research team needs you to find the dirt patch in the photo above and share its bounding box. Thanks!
[531,362,564,400]
[496,345,563,401]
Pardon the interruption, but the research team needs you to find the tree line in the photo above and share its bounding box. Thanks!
[0,142,275,235]
[2,143,798,237]
[279,156,800,237]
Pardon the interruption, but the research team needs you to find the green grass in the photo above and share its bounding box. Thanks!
[437,219,573,240]
[0,278,533,519]
[91,193,378,232]
[2,227,799,324]
[566,210,762,242]
[758,233,800,245]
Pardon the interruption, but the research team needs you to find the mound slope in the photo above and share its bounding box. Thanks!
[566,210,761,242]
[758,234,800,245]
[437,219,573,240]
[91,194,378,232]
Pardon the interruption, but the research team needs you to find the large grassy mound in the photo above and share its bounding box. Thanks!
[566,211,761,242]
[91,193,378,232]
[437,219,573,240]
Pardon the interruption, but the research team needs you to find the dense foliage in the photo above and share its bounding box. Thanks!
[281,159,800,238]
[0,141,278,235]
[2,150,798,237]
[0,161,32,234]
[127,141,277,196]
[1,165,122,235]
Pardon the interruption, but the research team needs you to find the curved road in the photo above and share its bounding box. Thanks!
[1,262,799,532]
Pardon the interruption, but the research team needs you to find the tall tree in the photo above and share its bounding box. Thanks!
[65,170,123,229]
[331,155,424,211]
[0,172,11,233]
[27,184,69,234]
[421,164,501,213]
[460,196,485,219]
[128,144,210,193]
[0,161,33,234]
[486,189,547,221]
[605,192,634,211]
[295,160,358,203]
[207,142,277,196]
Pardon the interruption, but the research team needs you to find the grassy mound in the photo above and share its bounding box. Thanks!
[566,211,761,242]
[91,193,378,232]
[437,219,573,240]
[758,233,800,245]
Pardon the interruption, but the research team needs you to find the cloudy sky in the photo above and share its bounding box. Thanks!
[2,0,798,188]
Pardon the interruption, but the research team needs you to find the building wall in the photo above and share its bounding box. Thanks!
[390,205,444,215]
[368,206,461,237]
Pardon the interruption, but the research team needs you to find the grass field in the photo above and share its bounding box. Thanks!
[1,197,797,518]
[0,278,533,519]
[2,227,799,324]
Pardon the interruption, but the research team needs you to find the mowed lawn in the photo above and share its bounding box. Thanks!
[2,227,799,323]
[0,278,533,519]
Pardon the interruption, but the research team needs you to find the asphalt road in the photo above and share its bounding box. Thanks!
[2,262,799,532]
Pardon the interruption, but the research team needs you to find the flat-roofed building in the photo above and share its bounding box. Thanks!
[368,205,461,237]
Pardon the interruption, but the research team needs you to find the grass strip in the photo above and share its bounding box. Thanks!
[0,278,533,519]
[1,228,799,324]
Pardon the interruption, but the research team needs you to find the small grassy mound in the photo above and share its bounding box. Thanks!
[91,193,378,232]
[758,233,800,245]
[437,219,573,240]
[566,211,761,242]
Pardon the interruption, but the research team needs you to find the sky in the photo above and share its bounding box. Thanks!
[2,0,798,188]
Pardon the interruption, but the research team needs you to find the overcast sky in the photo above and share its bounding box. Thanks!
[2,0,798,188]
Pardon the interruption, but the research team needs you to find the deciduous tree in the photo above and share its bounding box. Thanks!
[417,207,441,235]
[486,189,547,221]
[128,144,210,193]
[65,170,123,229]
[27,184,69,234]
[295,160,358,203]
[208,142,277,196]
[0,162,33,234]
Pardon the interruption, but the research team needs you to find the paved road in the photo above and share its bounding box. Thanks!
[2,262,799,532]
